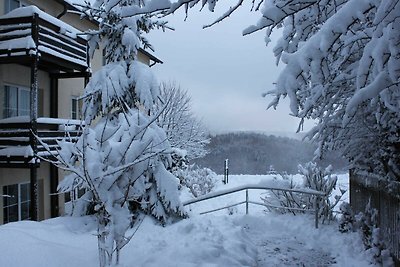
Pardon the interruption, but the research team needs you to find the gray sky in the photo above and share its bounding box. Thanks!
[147,3,310,136]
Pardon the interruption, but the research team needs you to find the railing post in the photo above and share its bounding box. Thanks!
[315,196,319,229]
[246,189,249,215]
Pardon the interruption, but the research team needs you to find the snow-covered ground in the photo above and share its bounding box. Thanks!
[0,174,376,267]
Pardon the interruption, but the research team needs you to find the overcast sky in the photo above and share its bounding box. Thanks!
[147,2,311,136]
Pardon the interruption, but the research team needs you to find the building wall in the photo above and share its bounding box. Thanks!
[0,64,51,118]
[137,52,150,66]
[0,163,52,224]
[0,0,156,223]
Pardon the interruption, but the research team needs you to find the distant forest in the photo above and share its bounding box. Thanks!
[193,132,347,175]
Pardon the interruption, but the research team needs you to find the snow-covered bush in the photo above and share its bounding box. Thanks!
[263,163,345,223]
[261,174,304,215]
[167,148,218,198]
[354,201,394,266]
[337,201,394,265]
[299,162,345,223]
[176,165,219,198]
[168,148,189,179]
[338,202,355,233]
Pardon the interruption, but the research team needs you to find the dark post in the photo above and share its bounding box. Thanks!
[314,196,319,229]
[224,159,229,184]
[29,13,39,221]
[49,76,59,217]
[50,75,58,118]
[49,165,59,217]
[245,189,249,215]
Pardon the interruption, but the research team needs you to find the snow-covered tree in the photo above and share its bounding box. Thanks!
[155,82,209,160]
[56,111,184,266]
[253,0,400,187]
[131,0,399,187]
[50,1,185,266]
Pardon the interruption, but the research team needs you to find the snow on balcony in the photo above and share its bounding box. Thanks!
[0,116,83,167]
[0,6,88,72]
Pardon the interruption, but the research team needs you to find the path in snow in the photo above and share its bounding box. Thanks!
[185,174,357,267]
[234,212,373,267]
[245,224,336,266]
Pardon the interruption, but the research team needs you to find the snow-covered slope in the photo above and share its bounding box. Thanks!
[0,174,376,267]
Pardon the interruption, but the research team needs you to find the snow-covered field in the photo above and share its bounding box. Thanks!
[0,174,376,267]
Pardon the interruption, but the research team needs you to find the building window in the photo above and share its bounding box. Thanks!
[4,0,28,13]
[1,85,43,119]
[3,183,30,223]
[2,85,30,119]
[71,96,82,120]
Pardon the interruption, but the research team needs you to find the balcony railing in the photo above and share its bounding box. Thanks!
[0,6,89,73]
[0,117,83,167]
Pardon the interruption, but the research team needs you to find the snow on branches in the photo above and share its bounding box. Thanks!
[54,1,187,266]
[151,0,400,184]
[155,82,209,160]
[57,111,184,223]
[257,0,400,184]
[82,60,159,123]
[56,110,185,265]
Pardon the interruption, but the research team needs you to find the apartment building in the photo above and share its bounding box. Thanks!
[0,0,161,224]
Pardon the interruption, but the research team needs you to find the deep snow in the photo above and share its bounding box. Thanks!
[0,174,376,267]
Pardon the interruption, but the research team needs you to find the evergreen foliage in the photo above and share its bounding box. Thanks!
[53,1,185,266]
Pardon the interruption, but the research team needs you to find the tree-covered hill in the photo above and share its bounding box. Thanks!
[193,132,347,175]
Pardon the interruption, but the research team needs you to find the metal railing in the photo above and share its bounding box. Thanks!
[183,184,327,228]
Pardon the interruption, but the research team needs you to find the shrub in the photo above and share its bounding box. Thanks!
[175,165,219,198]
[262,162,346,223]
[355,201,394,266]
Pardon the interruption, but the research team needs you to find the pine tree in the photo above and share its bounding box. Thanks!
[54,1,185,266]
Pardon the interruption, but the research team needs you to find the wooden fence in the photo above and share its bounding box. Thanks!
[350,174,400,265]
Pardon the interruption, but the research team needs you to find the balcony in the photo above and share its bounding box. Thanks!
[0,5,89,73]
[0,117,83,168]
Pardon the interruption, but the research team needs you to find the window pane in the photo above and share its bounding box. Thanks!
[11,0,20,10]
[6,0,20,13]
[3,86,18,118]
[4,204,18,223]
[71,98,78,119]
[20,183,30,202]
[20,201,30,220]
[78,99,83,119]
[38,88,44,117]
[3,184,18,206]
[18,88,30,116]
